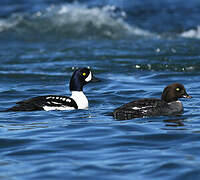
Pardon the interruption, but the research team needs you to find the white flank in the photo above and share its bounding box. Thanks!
[51,101,61,105]
[132,107,142,110]
[70,91,88,109]
[132,106,154,110]
[168,100,181,105]
[85,71,92,82]
[43,106,75,111]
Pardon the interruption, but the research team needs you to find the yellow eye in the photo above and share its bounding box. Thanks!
[176,88,180,91]
[82,72,86,76]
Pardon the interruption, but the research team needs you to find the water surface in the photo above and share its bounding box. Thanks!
[0,0,200,179]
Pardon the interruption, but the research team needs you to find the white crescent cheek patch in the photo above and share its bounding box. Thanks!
[85,72,92,82]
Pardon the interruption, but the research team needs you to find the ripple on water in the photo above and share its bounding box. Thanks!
[0,2,200,179]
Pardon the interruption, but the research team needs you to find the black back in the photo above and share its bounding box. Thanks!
[5,95,78,111]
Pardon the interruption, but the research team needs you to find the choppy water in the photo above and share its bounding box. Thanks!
[1,0,200,179]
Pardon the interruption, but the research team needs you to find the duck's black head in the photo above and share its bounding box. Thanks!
[161,83,191,103]
[70,67,100,91]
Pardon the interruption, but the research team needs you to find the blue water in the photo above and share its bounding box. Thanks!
[1,0,200,179]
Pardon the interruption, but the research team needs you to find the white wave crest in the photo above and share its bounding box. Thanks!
[181,26,200,39]
[0,16,22,32]
[0,3,153,39]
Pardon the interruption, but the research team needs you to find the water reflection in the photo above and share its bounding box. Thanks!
[163,117,186,127]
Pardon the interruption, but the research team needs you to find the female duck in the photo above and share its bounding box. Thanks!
[113,83,191,120]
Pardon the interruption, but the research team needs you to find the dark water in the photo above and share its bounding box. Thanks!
[1,0,200,179]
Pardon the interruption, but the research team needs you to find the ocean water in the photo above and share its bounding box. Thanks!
[0,0,200,179]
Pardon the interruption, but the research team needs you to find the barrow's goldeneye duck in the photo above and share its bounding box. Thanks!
[113,83,191,120]
[4,67,100,111]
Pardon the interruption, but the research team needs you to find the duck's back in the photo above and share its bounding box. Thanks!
[113,98,183,120]
[5,95,78,111]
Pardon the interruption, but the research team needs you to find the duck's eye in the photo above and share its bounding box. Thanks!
[82,72,86,76]
[176,87,180,91]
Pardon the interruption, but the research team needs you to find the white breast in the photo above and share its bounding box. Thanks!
[70,91,88,109]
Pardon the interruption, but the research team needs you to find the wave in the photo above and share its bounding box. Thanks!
[0,3,154,39]
[180,26,200,39]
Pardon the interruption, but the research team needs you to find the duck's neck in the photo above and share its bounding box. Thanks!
[70,91,88,109]
[70,76,84,91]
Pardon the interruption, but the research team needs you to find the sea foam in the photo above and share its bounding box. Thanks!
[181,26,200,39]
[0,3,153,39]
